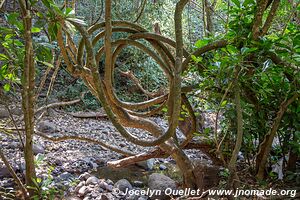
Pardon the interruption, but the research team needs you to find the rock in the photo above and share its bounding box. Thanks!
[133,180,144,188]
[159,164,167,170]
[127,194,139,200]
[148,173,177,200]
[0,108,9,118]
[98,188,104,193]
[83,197,90,200]
[8,142,19,149]
[115,179,132,192]
[65,196,81,200]
[99,181,109,190]
[106,179,114,185]
[86,176,99,185]
[99,194,109,200]
[59,172,73,181]
[78,186,89,197]
[114,187,126,196]
[37,120,57,133]
[90,162,98,169]
[79,172,91,181]
[138,196,149,200]
[119,142,126,147]
[193,162,220,190]
[75,181,85,193]
[32,144,45,155]
[90,190,99,198]
[105,184,113,192]
[11,107,22,116]
[136,159,155,171]
[0,164,12,178]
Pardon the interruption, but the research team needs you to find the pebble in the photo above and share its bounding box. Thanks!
[59,172,73,181]
[75,181,85,193]
[78,186,89,197]
[159,164,167,170]
[106,179,114,185]
[99,181,109,190]
[100,194,109,200]
[32,144,45,155]
[86,176,99,185]
[105,184,113,192]
[133,180,144,188]
[79,172,91,181]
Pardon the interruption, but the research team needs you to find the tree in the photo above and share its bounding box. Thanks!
[18,0,37,197]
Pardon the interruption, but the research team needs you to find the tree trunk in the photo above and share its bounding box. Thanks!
[256,94,299,180]
[228,66,243,188]
[287,133,299,172]
[18,0,37,196]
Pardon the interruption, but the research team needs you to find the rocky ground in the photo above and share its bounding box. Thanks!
[0,106,219,200]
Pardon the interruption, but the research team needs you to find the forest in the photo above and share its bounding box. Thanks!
[0,0,299,199]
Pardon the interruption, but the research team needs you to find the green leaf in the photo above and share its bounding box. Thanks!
[179,117,185,121]
[67,18,87,26]
[243,0,254,7]
[31,27,41,33]
[3,84,10,91]
[0,54,8,61]
[195,39,210,48]
[221,100,227,107]
[37,61,54,68]
[226,45,238,54]
[231,0,240,7]
[191,55,203,63]
[204,128,211,135]
[241,47,257,55]
[6,13,19,25]
[65,8,75,16]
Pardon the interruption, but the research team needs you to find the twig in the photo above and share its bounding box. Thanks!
[133,0,147,23]
[35,92,85,115]
[4,104,25,149]
[0,149,28,199]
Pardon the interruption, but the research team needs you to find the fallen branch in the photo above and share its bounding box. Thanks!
[35,92,85,114]
[34,130,134,156]
[107,148,165,168]
[68,111,108,119]
[107,141,223,169]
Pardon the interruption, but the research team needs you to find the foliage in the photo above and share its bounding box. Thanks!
[188,0,299,180]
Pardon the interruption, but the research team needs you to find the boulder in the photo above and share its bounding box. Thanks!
[114,179,132,192]
[148,173,176,200]
[37,120,57,133]
[193,161,220,190]
[136,159,155,171]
